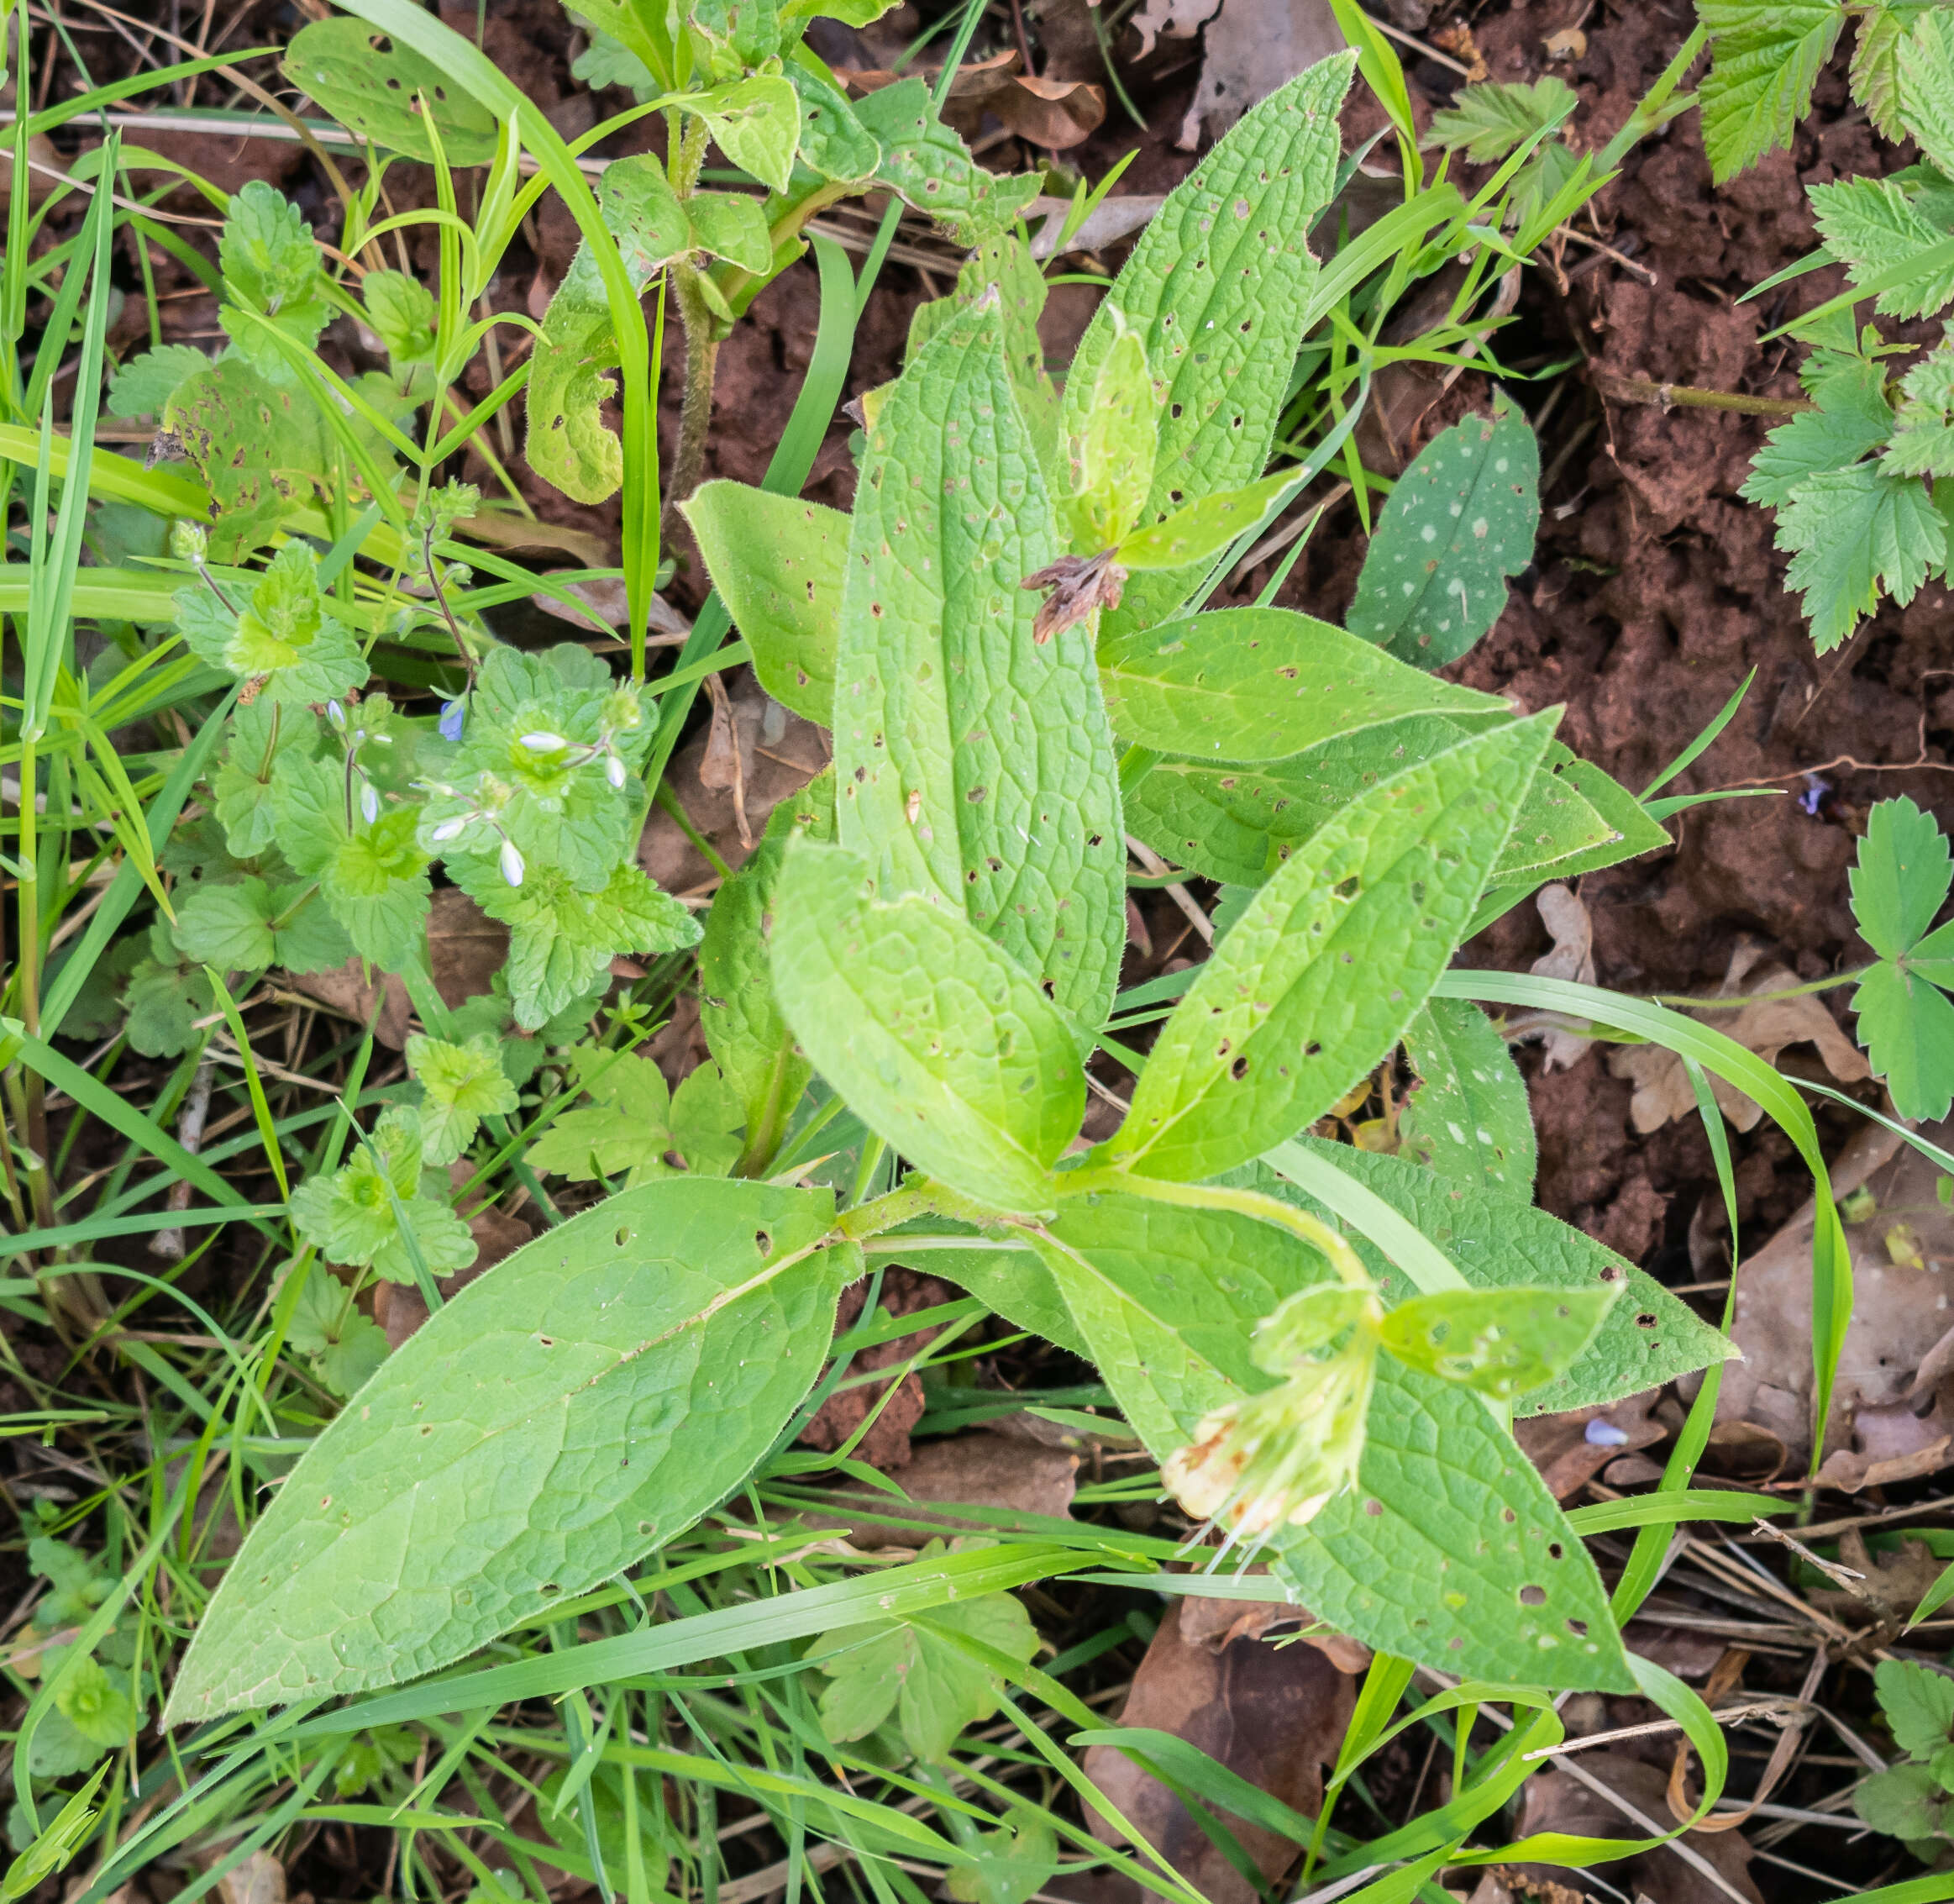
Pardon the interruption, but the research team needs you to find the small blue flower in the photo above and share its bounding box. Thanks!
[439,699,467,743]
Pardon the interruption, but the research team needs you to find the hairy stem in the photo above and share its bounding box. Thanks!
[664,261,721,541]
[1592,371,1812,418]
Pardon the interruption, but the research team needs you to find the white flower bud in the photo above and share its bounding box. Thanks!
[360,781,380,825]
[606,753,628,790]
[500,839,526,887]
[518,732,567,752]
[429,817,468,843]
[327,700,348,730]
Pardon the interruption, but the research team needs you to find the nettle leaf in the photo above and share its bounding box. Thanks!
[1421,76,1577,162]
[1399,997,1536,1197]
[852,80,1042,246]
[1774,461,1944,651]
[1899,8,1954,176]
[1253,1144,1736,1417]
[527,1052,743,1186]
[1849,795,1954,1119]
[683,74,800,194]
[682,484,845,724]
[1097,607,1501,762]
[218,182,333,380]
[283,1267,391,1399]
[449,856,701,1032]
[1379,1286,1615,1400]
[408,1034,520,1166]
[175,544,368,705]
[1697,1,1845,183]
[832,303,1125,1029]
[1064,54,1353,635]
[1104,713,1557,1184]
[1347,394,1541,671]
[165,1181,855,1721]
[107,343,211,420]
[700,775,835,1152]
[1810,175,1954,319]
[812,1586,1039,1762]
[273,755,433,974]
[1030,1192,1629,1691]
[287,1106,477,1287]
[770,840,1083,1213]
[281,17,501,165]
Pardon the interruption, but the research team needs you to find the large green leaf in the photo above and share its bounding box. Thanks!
[770,841,1083,1213]
[831,304,1124,1030]
[282,18,501,165]
[1399,996,1536,1197]
[1067,54,1356,635]
[1096,607,1500,762]
[683,482,845,725]
[164,1181,854,1722]
[1104,713,1557,1183]
[699,776,835,1162]
[1029,1193,1631,1691]
[1255,1144,1736,1417]
[1346,395,1540,671]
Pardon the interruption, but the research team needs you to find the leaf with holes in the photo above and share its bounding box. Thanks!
[1399,996,1536,1198]
[1102,713,1557,1184]
[1251,1144,1736,1417]
[164,1180,854,1722]
[830,302,1124,1030]
[1063,54,1353,636]
[281,18,500,166]
[682,484,845,725]
[1379,1286,1615,1400]
[853,81,1043,247]
[1097,607,1502,763]
[770,840,1083,1214]
[1347,394,1540,671]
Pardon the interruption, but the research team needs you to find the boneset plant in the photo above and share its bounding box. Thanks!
[165,57,1746,1726]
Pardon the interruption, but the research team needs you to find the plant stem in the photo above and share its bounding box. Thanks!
[833,1181,940,1242]
[1647,966,1870,1009]
[1592,371,1813,418]
[665,261,721,539]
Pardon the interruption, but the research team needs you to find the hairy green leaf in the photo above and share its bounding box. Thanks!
[1773,460,1945,650]
[1697,1,1845,182]
[683,75,800,193]
[1810,175,1954,318]
[687,191,774,273]
[1347,394,1541,671]
[1899,7,1954,177]
[408,1033,520,1165]
[831,304,1124,1028]
[1105,713,1557,1183]
[786,60,883,179]
[770,841,1083,1213]
[281,17,501,165]
[165,1181,854,1722]
[1097,607,1500,762]
[852,81,1043,247]
[1421,76,1577,161]
[1399,997,1536,1197]
[1379,1286,1614,1399]
[682,483,844,724]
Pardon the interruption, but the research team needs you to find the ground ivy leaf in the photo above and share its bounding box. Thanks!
[812,1587,1039,1762]
[55,1659,135,1750]
[1106,713,1557,1184]
[1774,460,1945,650]
[1346,394,1541,671]
[408,1033,521,1166]
[175,543,368,705]
[1399,996,1536,1197]
[832,302,1124,1031]
[1097,607,1501,762]
[284,1268,391,1399]
[1878,1657,1954,1757]
[1855,1762,1953,1841]
[362,268,438,379]
[681,484,845,724]
[211,698,318,857]
[107,343,212,420]
[171,877,277,972]
[770,839,1083,1214]
[288,1107,475,1286]
[1698,1,1845,183]
[165,1181,853,1721]
[1064,55,1353,636]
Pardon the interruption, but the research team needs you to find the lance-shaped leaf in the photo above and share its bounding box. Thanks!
[164,1180,855,1723]
[1105,713,1557,1183]
[770,841,1083,1213]
[1064,54,1355,635]
[832,303,1124,1030]
[1347,394,1540,671]
[1028,1192,1631,1691]
[1097,607,1502,763]
[682,483,845,725]
[1399,996,1536,1197]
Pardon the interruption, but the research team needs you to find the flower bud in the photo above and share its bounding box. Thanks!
[606,753,628,790]
[429,817,467,843]
[360,781,381,825]
[499,839,525,887]
[327,700,348,730]
[518,732,567,753]
[439,700,466,743]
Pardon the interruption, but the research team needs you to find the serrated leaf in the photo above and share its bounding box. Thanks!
[1347,394,1541,671]
[1097,607,1500,762]
[408,1033,520,1165]
[1420,76,1578,161]
[55,1659,134,1750]
[853,80,1043,246]
[210,697,318,858]
[165,1181,854,1721]
[281,17,501,165]
[1810,175,1954,319]
[1400,996,1536,1197]
[1882,329,1954,476]
[218,182,332,380]
[288,1107,476,1286]
[682,485,844,725]
[284,1268,391,1398]
[1900,8,1954,177]
[1742,358,1894,508]
[1852,3,1929,139]
[832,304,1124,1029]
[1029,1193,1631,1690]
[106,344,211,420]
[1065,55,1354,635]
[699,776,834,1154]
[1697,1,1845,183]
[1851,794,1953,957]
[770,840,1082,1214]
[273,755,431,972]
[1878,1657,1954,1756]
[1104,713,1557,1184]
[1379,1286,1614,1399]
[1854,1762,1953,1841]
[1850,958,1954,1121]
[171,877,276,972]
[362,268,437,372]
[1774,460,1945,650]
[812,1590,1038,1762]
[1253,1144,1737,1417]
